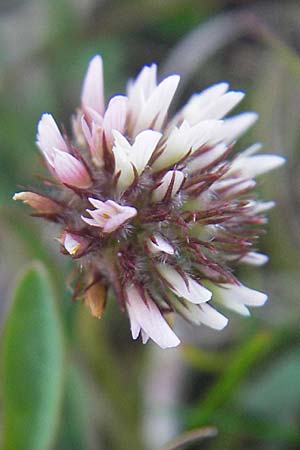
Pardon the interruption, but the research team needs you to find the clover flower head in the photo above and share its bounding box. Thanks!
[14,54,285,349]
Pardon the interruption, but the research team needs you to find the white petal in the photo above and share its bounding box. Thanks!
[147,234,174,255]
[229,154,286,178]
[182,82,230,125]
[240,142,262,157]
[190,120,223,152]
[196,303,228,329]
[129,312,141,340]
[131,130,162,174]
[251,200,276,214]
[240,252,269,266]
[152,124,190,170]
[152,170,185,202]
[112,129,132,150]
[185,91,244,123]
[172,298,228,329]
[202,91,245,119]
[219,296,250,316]
[213,178,256,198]
[210,112,258,144]
[157,264,212,304]
[217,283,268,314]
[126,285,180,349]
[188,143,228,172]
[64,233,81,255]
[133,74,180,136]
[127,64,157,126]
[153,120,220,170]
[141,330,150,344]
[112,146,135,193]
[81,54,105,115]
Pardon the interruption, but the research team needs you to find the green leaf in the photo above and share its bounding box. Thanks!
[1,262,65,450]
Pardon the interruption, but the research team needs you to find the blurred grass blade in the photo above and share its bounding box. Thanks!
[187,331,273,428]
[161,10,254,90]
[1,262,65,450]
[159,426,217,450]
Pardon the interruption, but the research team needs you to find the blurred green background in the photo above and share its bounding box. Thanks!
[0,1,299,449]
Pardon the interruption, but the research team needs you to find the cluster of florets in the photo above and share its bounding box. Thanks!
[14,55,284,348]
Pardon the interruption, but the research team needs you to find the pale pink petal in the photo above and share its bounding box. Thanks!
[102,208,137,233]
[81,199,137,233]
[81,55,105,115]
[36,113,68,166]
[81,216,101,227]
[85,209,107,225]
[52,149,91,189]
[103,95,128,146]
[81,115,104,164]
[85,107,104,126]
[81,116,92,146]
[13,191,62,214]
[88,197,116,215]
[126,285,180,349]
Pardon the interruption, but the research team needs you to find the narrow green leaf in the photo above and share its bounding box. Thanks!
[1,262,65,450]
